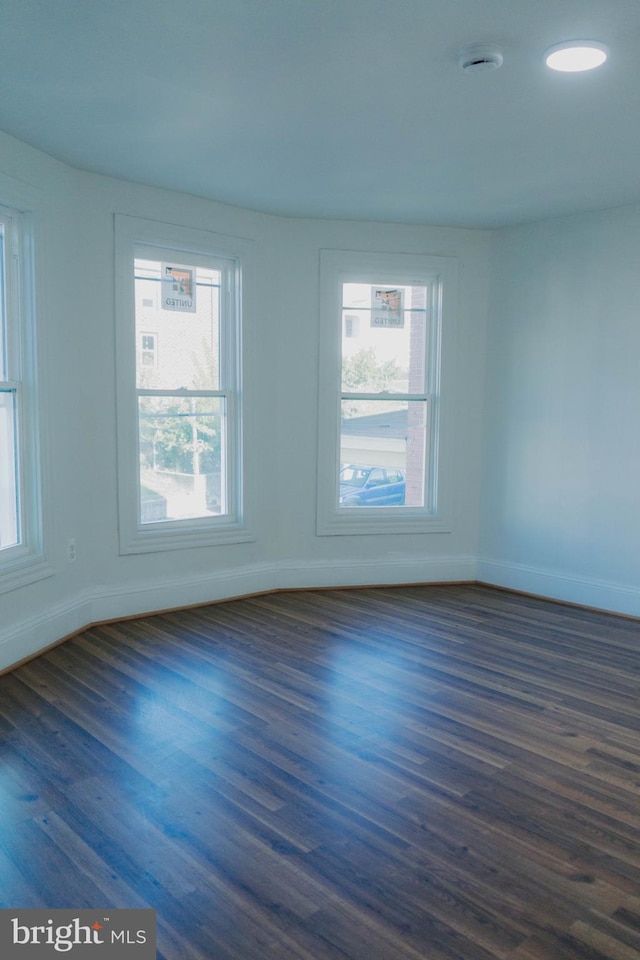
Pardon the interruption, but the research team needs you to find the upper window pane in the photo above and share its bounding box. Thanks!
[341,283,427,394]
[135,258,221,390]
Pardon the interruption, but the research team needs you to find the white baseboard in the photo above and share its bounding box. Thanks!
[272,555,477,590]
[0,555,478,672]
[6,554,638,675]
[477,557,640,618]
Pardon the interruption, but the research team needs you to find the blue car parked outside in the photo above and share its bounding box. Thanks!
[339,465,406,506]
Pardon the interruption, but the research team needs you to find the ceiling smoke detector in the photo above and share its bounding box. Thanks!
[458,44,504,73]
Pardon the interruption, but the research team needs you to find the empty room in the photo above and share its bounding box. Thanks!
[0,2,639,958]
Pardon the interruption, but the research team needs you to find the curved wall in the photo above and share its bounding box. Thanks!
[0,132,491,671]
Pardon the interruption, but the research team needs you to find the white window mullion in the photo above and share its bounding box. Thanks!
[137,388,228,398]
[341,392,431,403]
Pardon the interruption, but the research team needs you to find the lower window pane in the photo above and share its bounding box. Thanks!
[138,396,226,523]
[340,399,427,507]
[0,389,19,548]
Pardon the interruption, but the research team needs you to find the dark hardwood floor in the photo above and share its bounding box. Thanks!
[1,583,640,959]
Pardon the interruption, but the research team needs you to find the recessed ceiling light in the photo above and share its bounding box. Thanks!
[545,41,608,72]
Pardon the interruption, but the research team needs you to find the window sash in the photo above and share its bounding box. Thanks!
[0,200,49,592]
[0,214,23,553]
[131,250,236,530]
[338,397,432,512]
[115,216,252,554]
[337,279,435,513]
[136,391,229,525]
[317,249,456,536]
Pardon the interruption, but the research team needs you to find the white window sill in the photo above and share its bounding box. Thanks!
[0,550,54,594]
[119,520,255,555]
[317,508,452,537]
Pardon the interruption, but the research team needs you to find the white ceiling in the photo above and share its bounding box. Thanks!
[1,0,639,228]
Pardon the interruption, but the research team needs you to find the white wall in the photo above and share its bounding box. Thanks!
[0,131,491,671]
[480,205,640,615]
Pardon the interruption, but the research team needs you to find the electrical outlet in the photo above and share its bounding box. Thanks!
[67,538,77,562]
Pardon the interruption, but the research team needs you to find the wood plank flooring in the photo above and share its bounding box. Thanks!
[1,583,639,959]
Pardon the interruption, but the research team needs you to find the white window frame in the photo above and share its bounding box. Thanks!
[115,215,254,554]
[0,200,48,593]
[317,249,456,536]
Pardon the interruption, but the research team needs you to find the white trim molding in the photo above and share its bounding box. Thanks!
[114,214,257,555]
[317,249,458,537]
[0,200,50,594]
[477,557,640,619]
[0,555,478,673]
[5,554,640,674]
